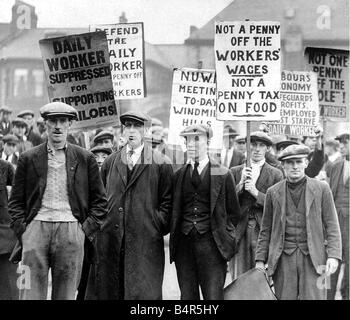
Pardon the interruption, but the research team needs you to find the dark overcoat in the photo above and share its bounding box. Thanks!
[169,158,241,263]
[89,144,173,300]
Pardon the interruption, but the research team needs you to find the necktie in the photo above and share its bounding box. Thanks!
[191,161,201,188]
[6,155,9,161]
[127,149,134,170]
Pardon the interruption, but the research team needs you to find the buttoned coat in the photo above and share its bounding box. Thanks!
[169,158,241,263]
[88,144,173,300]
[255,177,342,276]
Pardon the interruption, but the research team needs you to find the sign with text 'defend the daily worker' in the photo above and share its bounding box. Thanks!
[214,21,281,121]
[168,68,223,150]
[305,47,349,122]
[265,70,320,136]
[39,31,119,130]
[90,22,146,100]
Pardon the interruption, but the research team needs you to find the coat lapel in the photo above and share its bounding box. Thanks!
[255,163,269,191]
[305,177,316,217]
[116,147,127,186]
[32,144,48,183]
[210,158,225,215]
[65,143,78,189]
[277,180,287,228]
[331,159,344,197]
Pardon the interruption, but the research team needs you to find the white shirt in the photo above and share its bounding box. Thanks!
[329,151,342,163]
[221,147,234,167]
[1,151,13,163]
[343,160,349,184]
[188,155,210,175]
[126,143,144,167]
[250,159,266,185]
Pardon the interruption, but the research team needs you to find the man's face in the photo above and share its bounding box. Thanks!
[123,120,145,149]
[304,136,316,151]
[251,140,269,162]
[45,116,71,145]
[12,125,26,138]
[1,112,10,122]
[96,138,113,148]
[283,158,308,182]
[4,142,16,155]
[340,139,350,158]
[235,140,246,154]
[185,134,208,161]
[93,151,109,169]
[22,114,34,128]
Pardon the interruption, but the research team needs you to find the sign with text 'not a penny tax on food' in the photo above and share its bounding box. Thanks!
[90,22,146,100]
[265,70,320,136]
[214,21,281,121]
[39,31,120,130]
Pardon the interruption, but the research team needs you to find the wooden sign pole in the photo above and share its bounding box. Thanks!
[246,121,251,167]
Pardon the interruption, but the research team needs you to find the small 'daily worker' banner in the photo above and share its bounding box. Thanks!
[305,47,349,122]
[265,70,319,136]
[214,21,281,121]
[39,31,119,130]
[168,68,223,149]
[90,22,146,100]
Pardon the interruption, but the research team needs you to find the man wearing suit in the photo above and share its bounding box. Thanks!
[327,133,350,300]
[255,144,342,300]
[9,102,108,300]
[0,106,12,136]
[229,131,283,279]
[1,134,20,170]
[221,125,245,168]
[17,109,43,147]
[170,124,241,300]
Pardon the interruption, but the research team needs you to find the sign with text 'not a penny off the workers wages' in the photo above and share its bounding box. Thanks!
[214,21,281,121]
[90,23,146,100]
[265,70,320,136]
[39,31,120,130]
[168,68,224,150]
[305,47,349,122]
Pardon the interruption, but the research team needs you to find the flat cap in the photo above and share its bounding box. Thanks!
[0,106,12,113]
[3,134,19,144]
[149,125,164,143]
[151,117,163,127]
[276,140,299,151]
[40,102,78,120]
[180,124,213,139]
[120,111,151,125]
[36,117,44,124]
[235,135,246,143]
[90,146,113,155]
[93,130,114,144]
[223,125,239,137]
[249,131,273,146]
[335,133,350,143]
[278,144,310,161]
[17,109,35,118]
[11,117,28,127]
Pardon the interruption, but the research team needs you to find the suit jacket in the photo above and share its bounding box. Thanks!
[255,177,342,276]
[231,162,283,242]
[8,142,108,242]
[170,158,241,263]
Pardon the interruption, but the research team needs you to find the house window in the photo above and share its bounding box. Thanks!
[32,69,44,97]
[13,68,29,97]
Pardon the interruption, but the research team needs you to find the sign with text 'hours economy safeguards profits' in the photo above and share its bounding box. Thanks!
[265,70,320,136]
[214,21,281,121]
[90,22,146,100]
[305,47,349,122]
[168,68,223,150]
[39,31,119,130]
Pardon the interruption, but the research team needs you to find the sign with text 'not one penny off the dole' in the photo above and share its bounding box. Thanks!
[265,70,320,136]
[305,47,349,122]
[90,22,146,100]
[214,21,281,121]
[168,68,223,150]
[39,31,119,130]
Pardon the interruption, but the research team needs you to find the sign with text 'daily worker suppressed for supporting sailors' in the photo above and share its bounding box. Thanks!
[265,70,320,136]
[214,21,281,121]
[39,31,119,130]
[90,22,146,100]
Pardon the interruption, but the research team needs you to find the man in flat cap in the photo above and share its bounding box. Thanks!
[234,135,247,159]
[92,130,114,149]
[90,145,113,171]
[17,109,43,147]
[9,102,108,300]
[1,134,19,170]
[170,124,241,300]
[221,125,245,169]
[88,110,173,300]
[255,144,342,300]
[0,106,13,136]
[229,131,283,280]
[11,117,33,155]
[327,133,350,300]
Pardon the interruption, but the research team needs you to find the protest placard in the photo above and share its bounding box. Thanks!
[168,68,223,149]
[90,22,146,100]
[265,70,319,136]
[214,21,281,121]
[305,47,349,122]
[39,31,119,130]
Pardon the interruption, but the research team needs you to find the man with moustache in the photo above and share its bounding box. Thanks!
[170,124,241,300]
[255,144,341,300]
[9,102,107,300]
[89,111,173,300]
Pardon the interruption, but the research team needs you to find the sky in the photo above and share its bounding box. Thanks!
[0,0,233,43]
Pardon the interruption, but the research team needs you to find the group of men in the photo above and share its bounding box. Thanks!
[0,101,348,301]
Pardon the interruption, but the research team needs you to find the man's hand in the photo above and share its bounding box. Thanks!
[240,167,252,184]
[245,179,259,198]
[255,261,265,270]
[325,258,339,276]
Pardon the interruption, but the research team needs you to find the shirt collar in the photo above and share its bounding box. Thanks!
[126,143,144,155]
[187,154,210,168]
[47,141,68,155]
[251,158,265,167]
